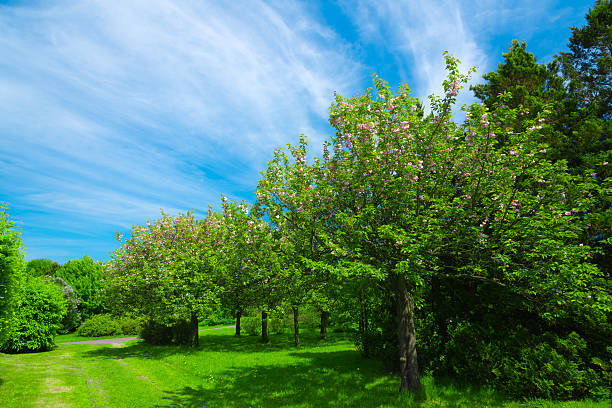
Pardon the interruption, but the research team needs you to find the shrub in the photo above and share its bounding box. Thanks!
[1,276,67,353]
[118,314,144,335]
[432,319,611,400]
[55,256,105,320]
[43,275,81,334]
[76,314,121,337]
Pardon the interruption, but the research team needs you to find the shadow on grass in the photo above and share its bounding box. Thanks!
[80,330,510,407]
[160,350,401,408]
[82,330,350,361]
[157,352,509,407]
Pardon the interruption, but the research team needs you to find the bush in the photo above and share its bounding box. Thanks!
[1,276,67,353]
[77,314,121,337]
[44,275,81,334]
[431,319,611,400]
[118,314,144,335]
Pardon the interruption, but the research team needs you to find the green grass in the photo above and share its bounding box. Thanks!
[54,332,136,343]
[0,328,607,407]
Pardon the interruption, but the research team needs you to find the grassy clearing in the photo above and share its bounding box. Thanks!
[0,328,607,407]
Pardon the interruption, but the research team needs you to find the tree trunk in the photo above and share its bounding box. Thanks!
[359,297,369,356]
[396,276,421,392]
[261,310,268,343]
[235,310,242,337]
[320,310,329,339]
[190,311,199,347]
[293,306,300,347]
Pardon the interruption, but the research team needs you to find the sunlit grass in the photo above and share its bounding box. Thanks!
[0,328,607,407]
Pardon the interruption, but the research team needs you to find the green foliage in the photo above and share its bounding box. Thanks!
[76,314,144,338]
[105,211,221,347]
[43,275,81,334]
[561,0,611,120]
[0,203,24,344]
[25,258,61,277]
[55,255,105,320]
[215,199,280,324]
[268,316,285,334]
[118,314,145,335]
[76,314,121,337]
[1,275,67,353]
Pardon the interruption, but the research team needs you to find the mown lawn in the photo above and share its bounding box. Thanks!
[0,327,607,407]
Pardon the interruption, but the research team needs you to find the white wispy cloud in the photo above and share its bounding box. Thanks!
[339,0,487,109]
[0,0,364,260]
[0,0,593,262]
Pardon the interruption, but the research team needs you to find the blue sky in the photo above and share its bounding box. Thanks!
[0,0,596,264]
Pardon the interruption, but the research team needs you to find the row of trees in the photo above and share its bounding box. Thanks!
[103,2,612,398]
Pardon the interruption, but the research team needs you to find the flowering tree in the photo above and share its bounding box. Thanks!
[314,55,608,392]
[216,198,279,339]
[254,137,332,346]
[105,211,219,346]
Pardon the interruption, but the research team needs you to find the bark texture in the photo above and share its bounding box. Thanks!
[190,311,199,347]
[261,310,269,343]
[235,310,241,337]
[320,310,329,339]
[396,277,421,392]
[293,306,300,347]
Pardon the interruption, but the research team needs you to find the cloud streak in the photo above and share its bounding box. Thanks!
[0,0,363,261]
[0,0,595,263]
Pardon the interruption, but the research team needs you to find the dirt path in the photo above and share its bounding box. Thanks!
[56,325,236,345]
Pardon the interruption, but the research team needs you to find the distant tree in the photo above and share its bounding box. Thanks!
[254,136,329,346]
[105,212,219,346]
[56,255,105,320]
[561,0,611,121]
[25,258,61,277]
[216,199,279,339]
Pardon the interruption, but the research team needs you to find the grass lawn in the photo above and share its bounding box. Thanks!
[0,327,607,407]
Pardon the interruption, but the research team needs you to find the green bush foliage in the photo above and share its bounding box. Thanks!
[1,276,67,353]
[55,256,105,320]
[420,319,611,400]
[25,258,60,277]
[0,203,24,345]
[44,275,81,334]
[118,314,145,335]
[76,314,121,337]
